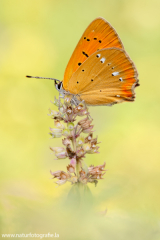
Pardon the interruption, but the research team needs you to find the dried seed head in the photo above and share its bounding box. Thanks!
[67,164,75,173]
[76,148,85,157]
[70,176,77,183]
[79,177,88,184]
[62,138,71,146]
[85,133,93,143]
[66,106,73,115]
[54,120,65,129]
[79,169,86,178]
[78,117,88,125]
[74,104,83,113]
[64,95,72,105]
[83,143,91,152]
[82,125,94,133]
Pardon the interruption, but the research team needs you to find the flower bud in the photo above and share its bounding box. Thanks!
[53,97,59,107]
[78,117,88,126]
[50,170,70,180]
[50,147,65,153]
[82,125,94,133]
[63,129,70,136]
[78,118,93,133]
[70,176,77,183]
[54,120,65,129]
[59,107,65,113]
[56,179,67,185]
[55,151,67,159]
[83,143,91,152]
[79,177,88,184]
[67,122,74,131]
[48,108,59,117]
[76,136,85,146]
[49,128,62,138]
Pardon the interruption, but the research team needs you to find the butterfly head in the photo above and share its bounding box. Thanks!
[55,80,63,93]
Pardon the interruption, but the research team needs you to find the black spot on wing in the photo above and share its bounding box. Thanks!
[82,51,89,58]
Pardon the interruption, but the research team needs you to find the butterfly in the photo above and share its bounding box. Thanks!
[27,17,139,106]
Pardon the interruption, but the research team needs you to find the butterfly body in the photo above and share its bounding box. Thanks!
[27,17,139,106]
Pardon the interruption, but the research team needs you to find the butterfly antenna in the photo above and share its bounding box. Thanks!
[26,75,61,83]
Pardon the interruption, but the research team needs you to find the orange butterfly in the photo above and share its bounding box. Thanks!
[27,17,139,106]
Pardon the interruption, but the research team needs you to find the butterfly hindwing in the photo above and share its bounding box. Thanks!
[65,48,139,106]
[63,17,124,89]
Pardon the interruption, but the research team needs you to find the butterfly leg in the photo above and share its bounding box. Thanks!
[82,100,93,120]
[58,93,65,110]
[74,94,93,120]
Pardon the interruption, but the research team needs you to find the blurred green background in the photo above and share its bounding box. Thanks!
[0,0,160,239]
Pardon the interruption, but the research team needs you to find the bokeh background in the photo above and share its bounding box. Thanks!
[1,0,160,239]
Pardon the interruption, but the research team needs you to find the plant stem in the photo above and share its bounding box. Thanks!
[72,127,80,180]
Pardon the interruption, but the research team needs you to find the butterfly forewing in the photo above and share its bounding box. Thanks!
[65,48,138,106]
[63,17,124,89]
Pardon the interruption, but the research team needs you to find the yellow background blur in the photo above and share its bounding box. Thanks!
[1,0,160,239]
